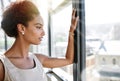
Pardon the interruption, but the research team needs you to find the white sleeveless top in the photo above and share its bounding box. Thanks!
[0,54,48,81]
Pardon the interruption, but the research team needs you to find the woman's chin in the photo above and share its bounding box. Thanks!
[33,41,41,45]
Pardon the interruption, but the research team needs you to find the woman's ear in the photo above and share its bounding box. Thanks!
[17,24,25,35]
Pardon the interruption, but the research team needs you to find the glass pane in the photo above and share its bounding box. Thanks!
[51,4,73,81]
[0,0,13,53]
[85,0,120,81]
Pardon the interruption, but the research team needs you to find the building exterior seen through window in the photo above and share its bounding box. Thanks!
[85,0,120,81]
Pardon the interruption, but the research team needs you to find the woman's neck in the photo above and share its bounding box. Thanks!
[5,37,30,58]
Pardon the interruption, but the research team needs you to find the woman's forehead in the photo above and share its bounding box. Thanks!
[30,15,44,25]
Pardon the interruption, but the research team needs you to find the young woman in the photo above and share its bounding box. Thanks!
[0,0,79,81]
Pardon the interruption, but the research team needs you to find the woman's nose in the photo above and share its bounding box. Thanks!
[42,29,45,36]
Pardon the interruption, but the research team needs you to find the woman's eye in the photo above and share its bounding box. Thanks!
[36,26,41,29]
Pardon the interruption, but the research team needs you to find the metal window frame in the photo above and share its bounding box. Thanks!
[48,0,86,81]
[72,0,86,81]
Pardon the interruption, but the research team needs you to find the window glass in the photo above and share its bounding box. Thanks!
[0,0,13,53]
[51,4,73,81]
[85,0,120,81]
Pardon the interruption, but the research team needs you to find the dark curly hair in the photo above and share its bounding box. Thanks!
[1,0,40,38]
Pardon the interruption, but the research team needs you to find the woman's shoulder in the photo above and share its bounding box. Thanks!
[32,53,49,64]
[0,59,4,71]
[0,54,5,71]
[34,53,49,59]
[0,59,4,68]
[0,57,4,81]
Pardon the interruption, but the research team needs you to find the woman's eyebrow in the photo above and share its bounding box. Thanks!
[34,23,43,26]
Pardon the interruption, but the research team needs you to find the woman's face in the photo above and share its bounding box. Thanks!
[23,15,45,45]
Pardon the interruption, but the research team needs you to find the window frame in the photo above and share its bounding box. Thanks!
[72,0,86,81]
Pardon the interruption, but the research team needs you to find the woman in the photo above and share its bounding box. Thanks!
[0,0,79,81]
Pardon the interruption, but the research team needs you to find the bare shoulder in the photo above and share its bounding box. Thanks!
[0,60,4,81]
[34,53,49,64]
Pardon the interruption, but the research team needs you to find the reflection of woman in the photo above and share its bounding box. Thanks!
[0,1,79,81]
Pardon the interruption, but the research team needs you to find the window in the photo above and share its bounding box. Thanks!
[50,1,73,81]
[85,0,120,81]
[0,0,16,53]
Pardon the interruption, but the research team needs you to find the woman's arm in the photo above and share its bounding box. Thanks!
[36,9,79,68]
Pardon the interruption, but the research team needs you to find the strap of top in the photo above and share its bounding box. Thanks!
[32,54,43,68]
[32,54,48,81]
